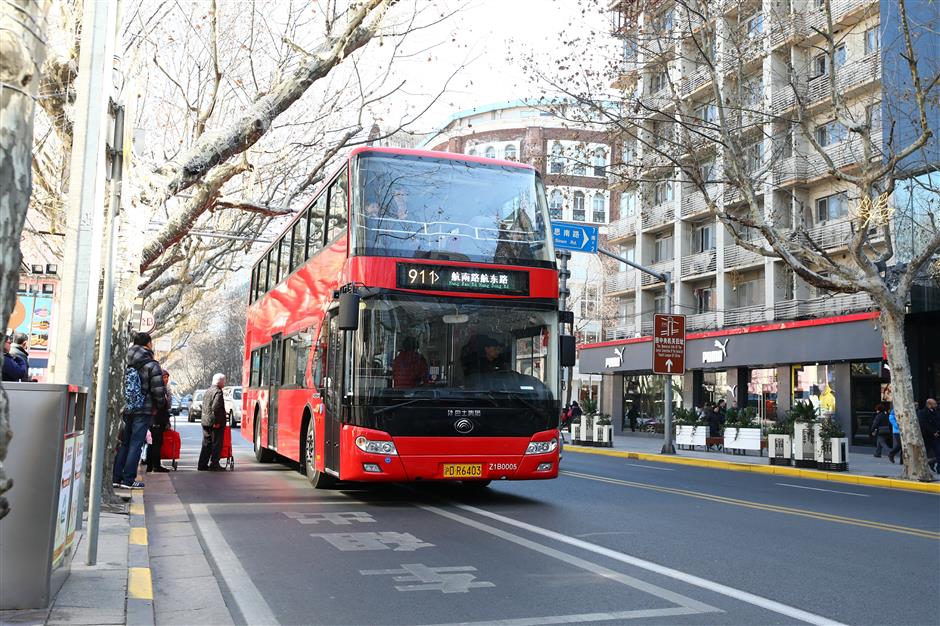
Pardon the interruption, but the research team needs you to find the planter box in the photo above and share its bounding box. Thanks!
[675,424,706,449]
[723,428,762,454]
[592,424,613,447]
[792,422,819,468]
[768,434,792,466]
[815,435,849,471]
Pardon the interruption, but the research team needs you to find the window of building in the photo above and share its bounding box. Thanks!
[692,222,715,253]
[865,26,880,55]
[572,191,586,221]
[654,233,674,263]
[652,119,673,149]
[573,160,586,176]
[484,146,496,159]
[619,299,635,323]
[651,8,673,33]
[548,190,563,220]
[816,191,849,222]
[504,144,517,160]
[735,277,764,308]
[653,180,674,205]
[695,102,718,125]
[745,141,765,173]
[694,287,713,313]
[700,159,716,185]
[745,12,763,38]
[592,193,606,223]
[814,45,845,77]
[618,246,636,272]
[622,140,636,164]
[815,120,847,147]
[743,77,763,108]
[550,143,564,174]
[651,67,669,93]
[592,148,606,177]
[620,191,636,217]
[468,148,477,156]
[580,284,600,318]
[654,293,668,314]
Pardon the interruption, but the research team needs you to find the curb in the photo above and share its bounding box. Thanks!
[127,493,155,626]
[565,446,940,494]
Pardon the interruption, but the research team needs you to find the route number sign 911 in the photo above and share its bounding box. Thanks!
[652,314,686,375]
[396,263,529,296]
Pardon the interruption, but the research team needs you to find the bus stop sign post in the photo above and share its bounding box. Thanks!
[596,247,677,455]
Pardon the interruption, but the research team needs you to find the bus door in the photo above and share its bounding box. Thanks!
[324,313,343,475]
[267,333,283,450]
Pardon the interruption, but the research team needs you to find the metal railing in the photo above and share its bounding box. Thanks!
[681,188,716,217]
[725,304,766,326]
[608,215,637,241]
[772,155,808,186]
[722,36,766,73]
[803,0,878,35]
[686,311,718,331]
[724,244,764,268]
[681,249,717,277]
[641,201,676,230]
[641,259,674,286]
[772,54,881,113]
[774,292,874,320]
[679,66,711,97]
[605,270,637,295]
[802,219,853,249]
[605,323,637,341]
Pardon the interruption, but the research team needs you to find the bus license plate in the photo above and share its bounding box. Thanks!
[442,464,482,478]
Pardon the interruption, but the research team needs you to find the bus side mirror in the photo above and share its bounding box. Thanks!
[560,335,576,367]
[338,292,360,330]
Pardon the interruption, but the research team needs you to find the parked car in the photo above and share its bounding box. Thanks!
[223,385,243,428]
[181,394,192,412]
[189,388,207,423]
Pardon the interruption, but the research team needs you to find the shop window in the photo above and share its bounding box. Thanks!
[748,368,778,420]
[791,364,837,418]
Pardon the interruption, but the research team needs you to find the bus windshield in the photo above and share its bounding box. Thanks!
[350,295,558,417]
[353,153,553,267]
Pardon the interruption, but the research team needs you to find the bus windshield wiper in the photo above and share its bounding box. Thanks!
[373,399,423,415]
[481,390,547,414]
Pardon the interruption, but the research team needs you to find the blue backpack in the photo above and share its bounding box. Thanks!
[123,366,146,412]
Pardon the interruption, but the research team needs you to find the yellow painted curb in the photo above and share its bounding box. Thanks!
[128,567,153,600]
[129,527,148,545]
[129,502,145,516]
[565,446,940,494]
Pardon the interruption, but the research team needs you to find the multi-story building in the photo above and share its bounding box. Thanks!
[424,100,616,402]
[8,233,62,382]
[579,0,938,443]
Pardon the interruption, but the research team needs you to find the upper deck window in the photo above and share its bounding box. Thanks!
[353,153,552,267]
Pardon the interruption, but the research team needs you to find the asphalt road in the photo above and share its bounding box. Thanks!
[167,419,940,626]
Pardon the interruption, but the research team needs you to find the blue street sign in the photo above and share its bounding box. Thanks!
[551,221,599,253]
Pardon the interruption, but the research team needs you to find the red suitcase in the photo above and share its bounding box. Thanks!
[220,425,234,470]
[161,428,181,470]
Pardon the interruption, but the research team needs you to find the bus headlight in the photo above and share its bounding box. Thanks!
[355,436,398,455]
[525,439,558,455]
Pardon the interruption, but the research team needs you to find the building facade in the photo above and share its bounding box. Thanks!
[580,0,939,443]
[425,101,617,403]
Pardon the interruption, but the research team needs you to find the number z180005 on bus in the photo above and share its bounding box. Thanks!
[242,147,576,488]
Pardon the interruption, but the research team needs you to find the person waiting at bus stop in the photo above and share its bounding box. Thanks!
[391,337,429,388]
[199,373,227,471]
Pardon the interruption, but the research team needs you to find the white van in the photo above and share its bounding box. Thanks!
[222,385,243,427]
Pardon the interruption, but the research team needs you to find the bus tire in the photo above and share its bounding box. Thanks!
[253,412,274,463]
[303,420,335,489]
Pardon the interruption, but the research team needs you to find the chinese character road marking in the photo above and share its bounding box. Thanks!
[312,532,434,552]
[283,511,376,525]
[360,563,495,593]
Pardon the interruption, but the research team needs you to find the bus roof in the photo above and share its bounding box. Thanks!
[348,146,536,172]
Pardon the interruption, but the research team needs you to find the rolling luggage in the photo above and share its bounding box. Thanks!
[161,416,181,470]
[221,425,234,471]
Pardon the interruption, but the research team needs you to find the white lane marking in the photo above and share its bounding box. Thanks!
[419,504,718,615]
[776,483,870,497]
[189,503,280,625]
[449,503,848,626]
[423,607,704,626]
[623,463,675,472]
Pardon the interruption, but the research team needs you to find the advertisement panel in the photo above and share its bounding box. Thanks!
[66,433,86,550]
[52,434,75,569]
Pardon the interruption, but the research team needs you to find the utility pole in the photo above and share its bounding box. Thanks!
[51,0,117,387]
[556,249,572,404]
[86,103,123,565]
[598,247,676,455]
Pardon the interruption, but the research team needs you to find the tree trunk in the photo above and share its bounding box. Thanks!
[0,0,50,519]
[880,305,932,481]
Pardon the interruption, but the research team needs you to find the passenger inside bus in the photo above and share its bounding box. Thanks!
[391,337,429,388]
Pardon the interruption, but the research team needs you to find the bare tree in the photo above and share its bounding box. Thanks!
[0,0,51,518]
[529,0,939,480]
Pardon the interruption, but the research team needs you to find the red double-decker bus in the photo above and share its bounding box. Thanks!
[242,147,567,488]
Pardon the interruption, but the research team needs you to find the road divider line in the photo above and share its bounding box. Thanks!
[562,470,940,540]
[447,503,848,626]
[190,503,280,625]
[564,445,940,494]
[776,483,870,497]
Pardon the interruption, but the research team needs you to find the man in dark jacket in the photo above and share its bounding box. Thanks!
[198,373,227,471]
[918,398,939,473]
[2,335,28,382]
[112,332,167,488]
[146,368,173,473]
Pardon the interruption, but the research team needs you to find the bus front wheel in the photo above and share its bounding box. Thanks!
[253,415,274,463]
[304,422,335,489]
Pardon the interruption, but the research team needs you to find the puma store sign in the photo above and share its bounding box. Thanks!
[605,347,624,369]
[702,338,729,364]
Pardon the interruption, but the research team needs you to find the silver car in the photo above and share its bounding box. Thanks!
[222,385,243,428]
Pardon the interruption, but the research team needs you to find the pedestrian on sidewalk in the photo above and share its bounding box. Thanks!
[627,404,639,432]
[888,406,904,465]
[113,332,168,488]
[2,335,28,382]
[199,373,227,471]
[147,368,173,473]
[917,398,939,473]
[708,403,724,450]
[871,403,892,458]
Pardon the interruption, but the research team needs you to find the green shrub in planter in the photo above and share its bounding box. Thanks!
[768,417,794,436]
[789,400,817,423]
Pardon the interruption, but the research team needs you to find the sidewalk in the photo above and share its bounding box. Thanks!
[565,431,940,493]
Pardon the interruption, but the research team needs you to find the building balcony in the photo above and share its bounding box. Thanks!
[686,311,718,331]
[680,189,715,219]
[608,215,637,242]
[724,244,764,269]
[725,304,766,326]
[770,14,803,49]
[771,155,808,186]
[605,270,637,295]
[679,66,711,98]
[802,219,853,250]
[641,201,676,230]
[681,249,717,278]
[774,292,875,320]
[641,315,654,335]
[641,259,674,286]
[605,323,637,341]
[802,0,879,37]
[772,54,881,113]
[722,36,766,74]
[805,133,884,177]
